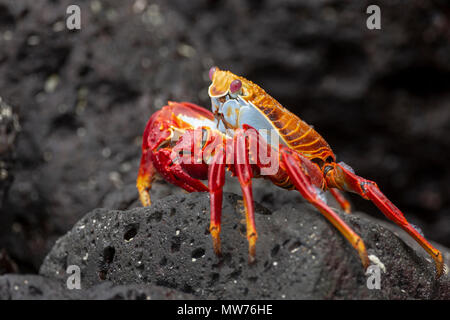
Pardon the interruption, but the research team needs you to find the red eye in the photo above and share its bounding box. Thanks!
[209,66,217,81]
[230,79,242,94]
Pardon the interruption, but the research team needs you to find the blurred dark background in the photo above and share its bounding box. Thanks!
[0,0,448,273]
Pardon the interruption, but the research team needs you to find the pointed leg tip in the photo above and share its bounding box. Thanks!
[247,234,257,264]
[248,248,256,264]
[362,256,370,271]
[210,226,222,257]
[213,242,222,258]
[214,248,222,258]
[356,240,370,270]
[138,193,151,207]
[435,268,443,279]
[434,253,445,279]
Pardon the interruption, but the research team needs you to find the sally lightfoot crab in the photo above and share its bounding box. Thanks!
[137,67,444,277]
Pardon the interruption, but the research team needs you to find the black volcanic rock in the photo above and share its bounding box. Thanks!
[0,274,194,300]
[0,97,19,212]
[0,274,78,300]
[39,192,449,299]
[0,97,20,275]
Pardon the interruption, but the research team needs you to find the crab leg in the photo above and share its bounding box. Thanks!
[329,188,352,214]
[234,129,257,262]
[208,147,226,256]
[326,163,444,277]
[281,151,370,269]
[137,149,156,207]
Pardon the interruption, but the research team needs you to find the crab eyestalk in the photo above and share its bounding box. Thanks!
[229,79,242,98]
[209,66,218,81]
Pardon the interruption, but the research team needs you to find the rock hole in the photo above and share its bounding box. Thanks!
[271,244,280,257]
[103,246,115,264]
[98,246,115,280]
[192,248,205,259]
[171,237,181,253]
[288,241,302,253]
[62,255,68,271]
[124,225,138,241]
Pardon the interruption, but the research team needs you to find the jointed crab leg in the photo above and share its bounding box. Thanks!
[281,150,370,269]
[208,147,226,256]
[234,129,257,261]
[326,163,444,276]
[137,149,155,207]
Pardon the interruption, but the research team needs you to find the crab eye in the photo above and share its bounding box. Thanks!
[209,66,217,81]
[230,79,242,94]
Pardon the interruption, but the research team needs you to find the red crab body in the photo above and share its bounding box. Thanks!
[137,68,444,277]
